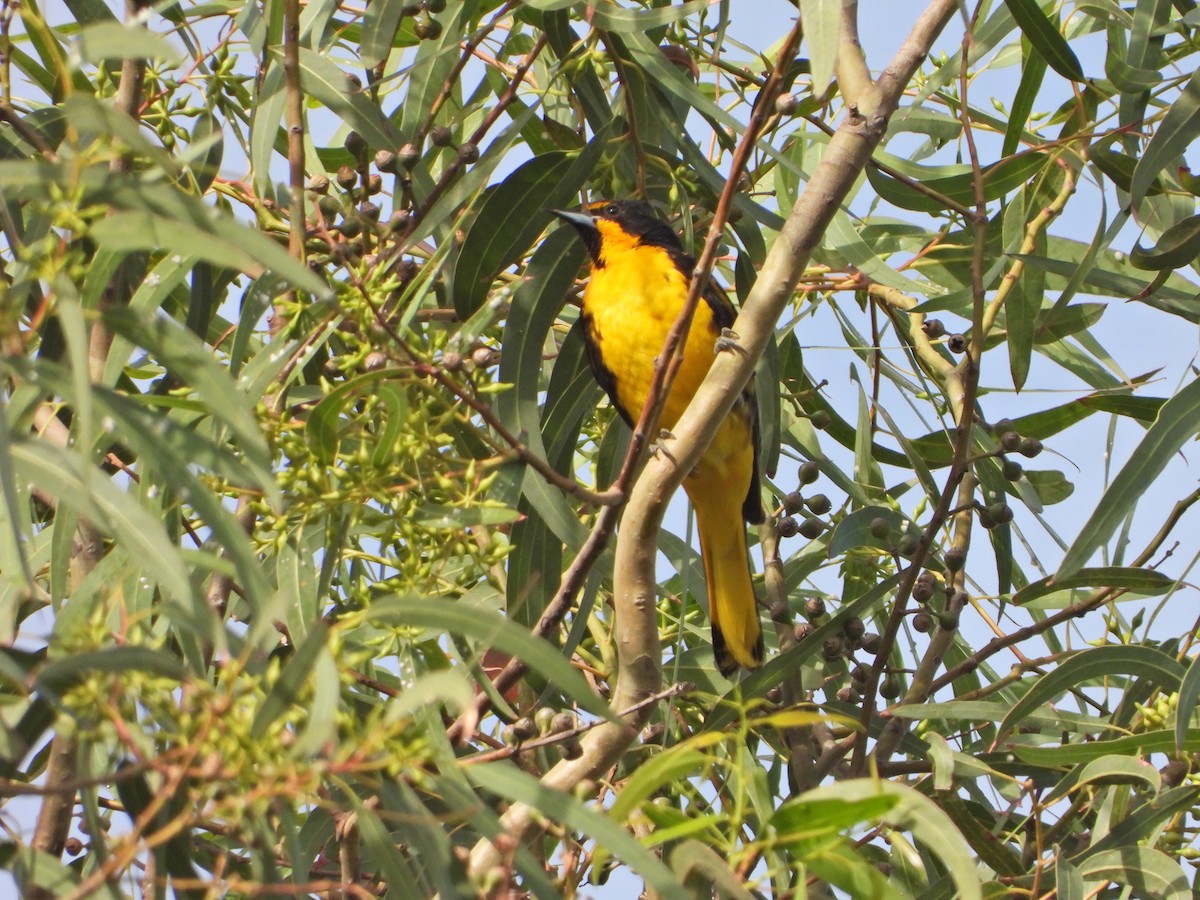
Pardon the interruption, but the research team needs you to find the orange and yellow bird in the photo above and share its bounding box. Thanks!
[552,200,764,675]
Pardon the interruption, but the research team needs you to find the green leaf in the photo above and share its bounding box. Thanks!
[454,136,604,316]
[1057,377,1200,578]
[12,849,80,895]
[1055,854,1087,900]
[304,369,393,464]
[1010,729,1200,765]
[997,645,1185,739]
[36,646,186,695]
[465,763,691,900]
[350,799,424,896]
[1176,652,1200,752]
[1131,68,1200,208]
[1130,214,1200,271]
[608,747,709,824]
[413,503,521,528]
[365,595,609,720]
[1022,469,1075,506]
[1044,754,1162,804]
[668,841,757,900]
[1034,302,1105,343]
[1003,43,1047,156]
[249,58,286,200]
[1004,0,1084,80]
[826,506,920,557]
[939,794,1025,877]
[1079,393,1165,423]
[1077,847,1191,899]
[788,780,983,900]
[588,0,708,31]
[496,230,592,552]
[867,152,1048,214]
[361,0,408,68]
[295,47,397,152]
[75,20,183,64]
[11,441,198,621]
[89,210,328,299]
[1091,148,1165,196]
[1077,786,1200,866]
[101,308,275,486]
[769,792,899,841]
[1005,202,1044,391]
[798,0,841,97]
[1012,567,1175,606]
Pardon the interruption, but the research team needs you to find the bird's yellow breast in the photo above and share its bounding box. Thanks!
[582,241,720,431]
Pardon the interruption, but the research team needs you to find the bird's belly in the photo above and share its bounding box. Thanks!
[591,302,715,431]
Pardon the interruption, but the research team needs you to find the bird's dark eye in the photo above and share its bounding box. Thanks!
[603,203,619,216]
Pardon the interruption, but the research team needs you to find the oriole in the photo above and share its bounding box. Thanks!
[552,200,764,675]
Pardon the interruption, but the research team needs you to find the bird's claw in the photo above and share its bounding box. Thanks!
[715,327,744,354]
[650,428,675,459]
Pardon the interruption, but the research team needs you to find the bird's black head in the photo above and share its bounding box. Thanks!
[550,199,682,266]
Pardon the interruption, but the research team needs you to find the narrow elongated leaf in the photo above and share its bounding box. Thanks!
[826,507,920,557]
[12,849,81,895]
[351,800,424,896]
[867,152,1048,214]
[1130,214,1200,271]
[361,0,408,67]
[669,841,757,900]
[295,47,397,152]
[1058,377,1200,578]
[608,748,709,824]
[1044,754,1162,804]
[1003,44,1046,156]
[1077,847,1191,898]
[90,210,328,298]
[11,442,197,616]
[1004,0,1083,80]
[1006,203,1043,391]
[102,308,276,486]
[1012,567,1175,605]
[1055,854,1087,900]
[36,646,186,695]
[770,793,899,839]
[249,57,286,200]
[997,646,1185,739]
[365,595,608,719]
[75,21,183,64]
[1175,653,1200,752]
[1131,68,1200,208]
[454,134,604,316]
[1011,729,1200,765]
[798,0,841,97]
[789,780,983,900]
[589,0,708,30]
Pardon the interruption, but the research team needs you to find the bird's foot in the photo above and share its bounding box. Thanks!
[650,428,675,460]
[715,327,744,354]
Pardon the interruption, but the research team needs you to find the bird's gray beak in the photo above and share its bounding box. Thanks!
[549,208,597,232]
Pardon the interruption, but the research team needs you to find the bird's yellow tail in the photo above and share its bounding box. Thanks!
[689,489,763,676]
